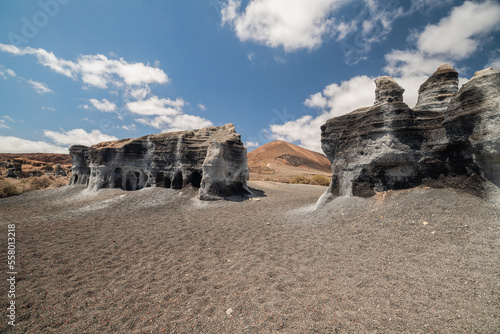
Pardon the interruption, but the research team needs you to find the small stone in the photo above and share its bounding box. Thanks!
[423,221,429,226]
[226,308,233,316]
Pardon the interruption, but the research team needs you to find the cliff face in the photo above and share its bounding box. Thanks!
[69,124,250,200]
[444,68,500,188]
[320,65,499,200]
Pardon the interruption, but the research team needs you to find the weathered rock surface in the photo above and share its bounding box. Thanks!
[69,124,251,200]
[54,165,67,177]
[444,68,500,188]
[415,64,459,112]
[320,65,499,201]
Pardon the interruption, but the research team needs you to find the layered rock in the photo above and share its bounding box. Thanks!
[444,68,500,188]
[69,124,250,200]
[415,64,459,112]
[320,65,499,200]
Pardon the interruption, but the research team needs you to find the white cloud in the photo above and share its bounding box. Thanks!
[0,120,9,129]
[247,53,255,62]
[222,0,346,52]
[126,96,185,116]
[386,1,500,77]
[0,44,215,132]
[198,103,206,111]
[221,0,240,23]
[0,44,78,78]
[137,114,212,132]
[0,136,68,153]
[121,124,137,131]
[0,44,169,89]
[165,114,213,132]
[486,49,500,69]
[0,115,18,129]
[43,129,118,147]
[5,69,16,77]
[77,54,168,88]
[417,1,500,59]
[136,116,172,129]
[304,92,328,109]
[410,0,454,12]
[126,86,151,100]
[274,55,287,64]
[41,106,56,112]
[0,65,53,94]
[334,21,357,41]
[488,58,500,69]
[245,141,260,148]
[221,0,406,55]
[89,98,117,112]
[384,50,447,77]
[27,79,53,94]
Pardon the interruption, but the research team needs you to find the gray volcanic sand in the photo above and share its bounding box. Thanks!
[0,181,499,333]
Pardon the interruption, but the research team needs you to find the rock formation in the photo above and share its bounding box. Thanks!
[69,124,251,200]
[6,162,22,178]
[54,165,67,177]
[414,63,459,112]
[320,65,499,200]
[444,67,500,189]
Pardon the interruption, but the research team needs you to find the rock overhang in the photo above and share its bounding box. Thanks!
[69,123,251,200]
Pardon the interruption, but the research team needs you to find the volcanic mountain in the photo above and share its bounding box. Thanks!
[247,141,331,182]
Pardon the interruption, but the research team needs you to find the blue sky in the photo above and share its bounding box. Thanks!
[0,0,499,153]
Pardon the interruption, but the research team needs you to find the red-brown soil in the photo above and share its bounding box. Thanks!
[0,153,71,166]
[248,141,331,182]
[0,153,72,177]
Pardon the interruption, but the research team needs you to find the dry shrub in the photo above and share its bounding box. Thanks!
[310,174,331,186]
[0,180,21,198]
[290,174,331,186]
[53,177,70,188]
[29,176,51,190]
[289,175,310,184]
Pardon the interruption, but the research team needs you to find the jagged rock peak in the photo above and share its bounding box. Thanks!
[374,76,405,106]
[472,67,500,79]
[415,63,459,112]
[319,64,500,202]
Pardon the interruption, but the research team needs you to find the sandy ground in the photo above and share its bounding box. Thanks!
[0,182,499,333]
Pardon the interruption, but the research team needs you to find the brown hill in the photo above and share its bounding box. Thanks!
[0,153,72,179]
[247,141,331,182]
[0,153,71,166]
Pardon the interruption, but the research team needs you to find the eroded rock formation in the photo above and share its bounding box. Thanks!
[444,68,500,189]
[320,65,500,200]
[69,124,250,200]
